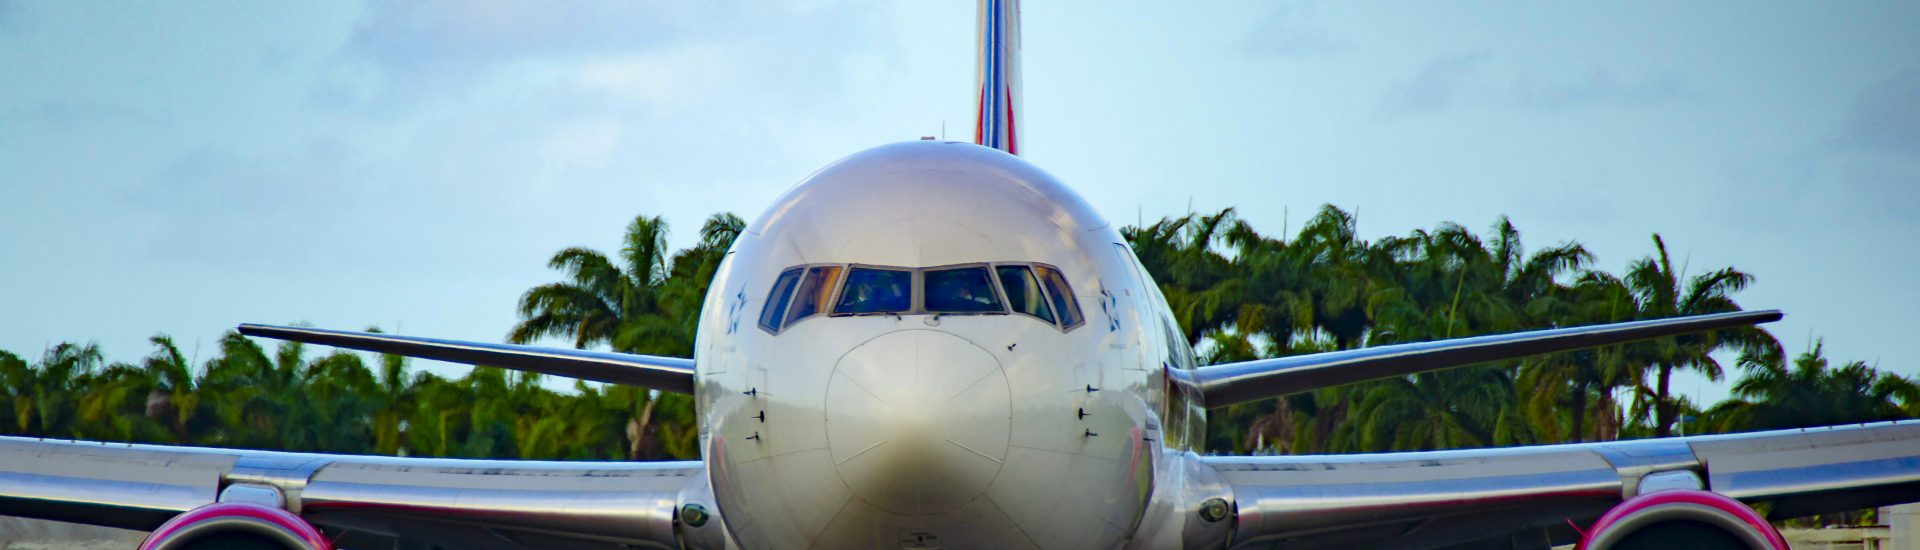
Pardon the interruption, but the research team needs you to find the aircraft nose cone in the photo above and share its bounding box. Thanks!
[826,330,1011,515]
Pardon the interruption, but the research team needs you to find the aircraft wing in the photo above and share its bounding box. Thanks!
[1189,310,1782,408]
[1201,421,1920,549]
[0,436,706,549]
[237,324,696,394]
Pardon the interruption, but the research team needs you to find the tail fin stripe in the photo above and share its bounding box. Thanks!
[975,0,1020,154]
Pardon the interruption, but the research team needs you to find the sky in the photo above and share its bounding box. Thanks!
[2,1,1917,406]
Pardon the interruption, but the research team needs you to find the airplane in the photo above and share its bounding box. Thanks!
[4,2,1917,549]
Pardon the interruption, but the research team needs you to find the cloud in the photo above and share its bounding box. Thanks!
[6,100,170,127]
[1839,69,1920,156]
[307,1,681,111]
[134,0,906,279]
[1377,52,1488,117]
[1835,156,1920,217]
[1242,3,1350,58]
[1506,68,1684,109]
[312,0,889,113]
[336,1,686,77]
[126,133,602,278]
[568,45,738,109]
[129,143,381,268]
[1825,70,1920,216]
[1378,53,1684,117]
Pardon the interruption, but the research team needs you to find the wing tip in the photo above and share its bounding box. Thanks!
[236,323,299,339]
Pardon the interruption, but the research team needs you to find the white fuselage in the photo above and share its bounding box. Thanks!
[690,141,1207,549]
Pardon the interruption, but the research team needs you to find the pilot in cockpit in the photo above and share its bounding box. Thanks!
[954,283,991,308]
[837,268,911,315]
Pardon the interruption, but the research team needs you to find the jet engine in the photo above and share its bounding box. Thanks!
[139,502,331,550]
[1578,489,1786,550]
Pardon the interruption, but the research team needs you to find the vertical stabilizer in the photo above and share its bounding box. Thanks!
[975,0,1022,155]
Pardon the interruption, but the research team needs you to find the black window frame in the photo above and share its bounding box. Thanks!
[920,262,1011,316]
[993,264,1057,325]
[1032,264,1085,330]
[759,264,845,335]
[757,267,805,333]
[756,260,1086,335]
[783,264,845,329]
[833,265,916,316]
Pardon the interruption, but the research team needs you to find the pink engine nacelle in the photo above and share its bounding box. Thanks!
[1578,489,1788,550]
[140,502,331,550]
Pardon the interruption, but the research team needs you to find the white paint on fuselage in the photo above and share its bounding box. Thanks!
[691,142,1206,549]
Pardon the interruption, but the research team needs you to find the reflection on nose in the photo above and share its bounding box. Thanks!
[826,330,1012,515]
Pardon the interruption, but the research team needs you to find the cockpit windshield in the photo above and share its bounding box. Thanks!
[758,261,1081,334]
[836,268,912,315]
[995,265,1055,324]
[924,266,1003,313]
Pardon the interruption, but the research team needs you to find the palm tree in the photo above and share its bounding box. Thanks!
[198,332,309,450]
[403,372,467,458]
[16,207,1902,463]
[1338,216,1593,450]
[1344,366,1513,451]
[1291,206,1386,349]
[1123,208,1244,344]
[510,214,683,355]
[141,334,198,443]
[1517,273,1639,443]
[0,350,27,434]
[14,343,106,438]
[1622,235,1778,437]
[300,350,377,453]
[1706,342,1909,432]
[362,327,414,456]
[1248,207,1381,452]
[510,213,741,459]
[657,213,747,353]
[75,359,162,442]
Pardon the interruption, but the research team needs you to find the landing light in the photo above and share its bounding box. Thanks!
[1199,498,1231,523]
[681,503,710,528]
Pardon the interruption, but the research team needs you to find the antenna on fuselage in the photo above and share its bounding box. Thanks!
[975,0,1022,155]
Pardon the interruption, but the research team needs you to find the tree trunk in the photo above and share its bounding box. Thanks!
[1593,393,1620,441]
[1311,395,1349,453]
[628,397,659,460]
[1244,401,1296,454]
[1569,387,1588,443]
[145,390,171,420]
[1654,362,1674,437]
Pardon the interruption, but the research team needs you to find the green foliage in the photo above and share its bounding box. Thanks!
[1124,205,1909,454]
[0,212,742,461]
[3,206,1906,463]
[1702,341,1912,433]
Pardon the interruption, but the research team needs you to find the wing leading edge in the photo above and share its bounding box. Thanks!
[237,324,696,394]
[0,437,705,549]
[1202,421,1920,549]
[1189,310,1782,408]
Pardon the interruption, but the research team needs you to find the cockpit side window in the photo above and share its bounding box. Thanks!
[1163,315,1196,370]
[758,268,804,332]
[836,267,913,315]
[995,265,1056,324]
[1034,266,1084,328]
[784,265,843,327]
[924,266,1005,314]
